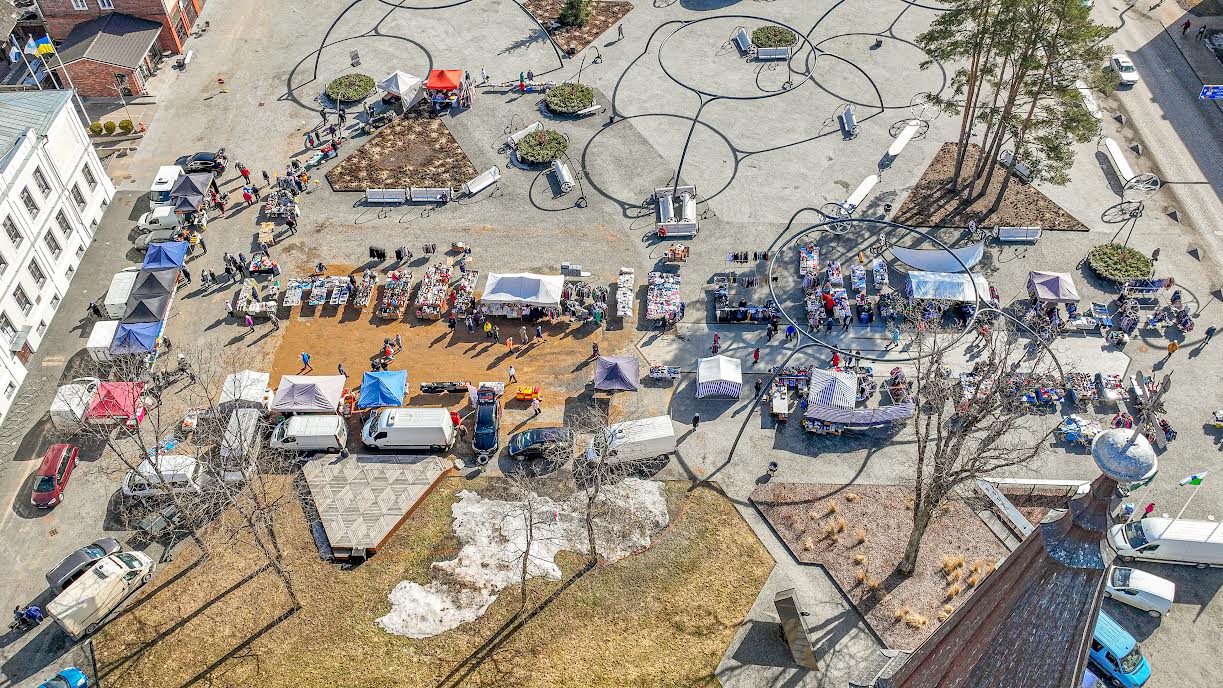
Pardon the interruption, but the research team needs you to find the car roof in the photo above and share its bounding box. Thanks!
[1093,611,1136,655]
[191,151,217,160]
[37,444,74,474]
[135,454,197,477]
[1123,568,1176,599]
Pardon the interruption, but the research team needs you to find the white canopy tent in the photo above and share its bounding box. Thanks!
[378,70,423,108]
[271,375,346,413]
[1028,271,1080,303]
[219,370,271,410]
[696,355,743,398]
[481,273,564,307]
[891,243,984,273]
[907,271,991,302]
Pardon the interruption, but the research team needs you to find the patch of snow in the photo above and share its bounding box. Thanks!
[376,478,670,638]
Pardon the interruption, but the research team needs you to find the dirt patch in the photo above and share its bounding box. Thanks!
[752,482,1009,650]
[325,103,477,192]
[522,0,633,55]
[894,143,1086,231]
[94,477,772,688]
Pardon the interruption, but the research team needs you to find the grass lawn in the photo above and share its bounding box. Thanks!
[95,477,772,687]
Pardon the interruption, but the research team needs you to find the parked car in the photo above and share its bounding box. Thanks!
[31,444,79,508]
[1105,566,1175,617]
[36,667,89,688]
[1090,611,1151,687]
[46,538,123,593]
[135,228,180,252]
[136,206,183,233]
[47,551,154,639]
[472,387,502,464]
[507,427,575,460]
[1109,517,1223,568]
[177,150,226,174]
[1110,54,1140,86]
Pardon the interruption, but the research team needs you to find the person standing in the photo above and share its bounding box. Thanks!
[245,314,255,333]
[285,215,297,235]
[448,315,457,332]
[480,67,488,83]
[520,325,528,344]
[261,170,271,186]
[180,266,191,284]
[691,413,700,429]
[531,397,541,416]
[890,326,901,348]
[592,342,600,358]
[240,165,251,184]
[752,347,760,365]
[832,351,841,368]
[338,362,347,378]
[395,334,403,351]
[1142,502,1156,520]
[1206,325,1217,342]
[301,351,313,372]
[1182,19,1191,35]
[1165,340,1179,359]
[198,236,207,254]
[466,316,475,334]
[506,336,514,352]
[269,312,280,330]
[223,264,235,283]
[242,189,253,207]
[535,324,544,342]
[785,323,797,342]
[508,365,517,383]
[617,24,624,41]
[483,321,492,338]
[319,107,328,126]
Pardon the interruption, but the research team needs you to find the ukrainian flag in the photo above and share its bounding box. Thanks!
[34,37,54,56]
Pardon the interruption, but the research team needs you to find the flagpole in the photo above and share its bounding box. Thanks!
[42,39,89,124]
[1161,474,1207,537]
[11,34,42,90]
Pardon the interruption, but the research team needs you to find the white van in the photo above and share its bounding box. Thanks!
[1109,517,1223,568]
[362,407,455,450]
[148,165,183,208]
[219,408,263,482]
[271,414,347,453]
[137,206,183,233]
[47,551,154,639]
[49,377,100,431]
[585,415,677,464]
[122,454,205,498]
[104,267,140,319]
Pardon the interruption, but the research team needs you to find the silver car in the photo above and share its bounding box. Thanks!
[45,538,122,593]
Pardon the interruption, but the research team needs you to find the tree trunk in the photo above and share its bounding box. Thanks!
[898,492,936,576]
[520,506,534,610]
[953,0,998,187]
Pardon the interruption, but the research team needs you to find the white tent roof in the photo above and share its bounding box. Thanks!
[1028,271,1080,303]
[697,355,742,385]
[908,271,990,302]
[271,375,346,412]
[481,273,564,307]
[378,70,421,96]
[220,370,271,407]
[86,320,119,351]
[891,242,984,272]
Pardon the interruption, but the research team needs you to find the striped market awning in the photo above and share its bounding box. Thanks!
[807,368,857,410]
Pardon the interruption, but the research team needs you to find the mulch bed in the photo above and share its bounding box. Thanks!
[325,103,477,192]
[894,143,1086,231]
[752,482,1009,650]
[522,0,633,55]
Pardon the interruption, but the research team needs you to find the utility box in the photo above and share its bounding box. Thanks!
[774,588,819,669]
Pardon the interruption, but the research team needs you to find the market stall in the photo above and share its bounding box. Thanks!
[122,293,171,324]
[414,264,452,320]
[357,370,408,410]
[906,270,990,302]
[377,70,423,110]
[480,272,564,319]
[450,270,478,315]
[594,356,640,392]
[130,269,177,299]
[376,270,413,319]
[1028,271,1080,303]
[616,268,634,318]
[142,241,188,272]
[169,172,213,223]
[646,271,683,322]
[270,375,347,414]
[696,355,742,399]
[261,189,298,219]
[84,381,146,427]
[803,367,915,432]
[353,271,378,308]
[108,321,162,357]
[426,69,469,110]
[219,370,271,412]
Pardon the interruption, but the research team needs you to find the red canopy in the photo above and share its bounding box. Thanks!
[85,381,145,420]
[426,69,463,91]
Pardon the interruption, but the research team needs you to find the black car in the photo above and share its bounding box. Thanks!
[177,150,227,174]
[507,427,575,461]
[45,538,122,593]
[472,388,501,464]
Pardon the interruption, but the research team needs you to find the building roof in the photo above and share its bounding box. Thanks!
[57,12,162,69]
[0,89,73,162]
[0,1,20,41]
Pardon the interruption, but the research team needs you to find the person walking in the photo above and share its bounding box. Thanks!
[245,314,255,333]
[1165,340,1179,359]
[215,195,227,213]
[285,215,297,235]
[531,397,541,416]
[752,347,760,365]
[180,266,191,284]
[242,189,253,207]
[466,316,475,333]
[506,336,514,352]
[1206,325,1217,342]
[785,323,797,342]
[1181,19,1191,35]
[261,170,271,186]
[480,66,488,83]
[508,365,517,383]
[395,333,403,352]
[338,362,347,378]
[1142,502,1156,520]
[617,23,624,40]
[831,351,841,368]
[301,351,313,372]
[240,165,251,184]
[535,324,544,341]
[890,326,901,348]
[519,325,528,344]
[269,312,280,330]
[691,413,700,429]
[448,315,457,332]
[198,236,207,253]
[225,299,234,317]
[483,321,492,338]
[319,107,328,126]
[224,264,235,283]
[975,323,991,344]
[592,342,600,358]
[493,325,500,341]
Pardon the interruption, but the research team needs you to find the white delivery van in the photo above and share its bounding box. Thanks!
[137,206,183,233]
[49,377,100,431]
[271,414,347,453]
[1109,517,1223,568]
[122,454,205,498]
[585,415,677,464]
[219,408,263,482]
[104,267,141,319]
[362,407,455,450]
[47,551,154,639]
[85,320,119,363]
[147,165,183,208]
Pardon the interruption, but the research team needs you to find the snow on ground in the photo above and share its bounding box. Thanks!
[376,478,670,638]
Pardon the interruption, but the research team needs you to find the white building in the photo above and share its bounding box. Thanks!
[0,90,114,421]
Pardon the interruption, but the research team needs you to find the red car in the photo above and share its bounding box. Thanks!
[31,444,79,508]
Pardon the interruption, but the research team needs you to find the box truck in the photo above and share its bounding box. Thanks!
[49,378,100,431]
[104,268,141,319]
[585,415,677,464]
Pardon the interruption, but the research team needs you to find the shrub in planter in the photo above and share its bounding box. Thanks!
[118,119,134,134]
[88,122,104,136]
[1086,243,1152,282]
[516,130,568,164]
[545,83,594,115]
[326,73,375,102]
[752,26,797,48]
[103,121,117,135]
[558,0,590,27]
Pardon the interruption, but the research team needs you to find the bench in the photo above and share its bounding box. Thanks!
[756,46,791,61]
[463,166,501,197]
[1074,79,1103,120]
[409,187,451,203]
[365,188,407,204]
[887,120,922,158]
[974,479,1035,537]
[732,28,752,55]
[998,149,1033,183]
[997,226,1042,242]
[552,160,575,194]
[844,174,878,212]
[838,105,857,139]
[507,121,542,148]
[574,103,605,117]
[1103,137,1135,184]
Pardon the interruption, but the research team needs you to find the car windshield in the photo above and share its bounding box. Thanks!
[1110,568,1131,588]
[44,677,70,688]
[116,552,143,569]
[33,476,55,493]
[1118,62,1136,73]
[509,433,534,452]
[150,190,170,203]
[83,545,106,558]
[1123,522,1150,549]
[1119,645,1145,674]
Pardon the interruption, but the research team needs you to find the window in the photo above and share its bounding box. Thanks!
[13,287,31,315]
[32,168,50,195]
[71,0,87,9]
[20,188,38,217]
[43,232,61,259]
[3,383,14,399]
[28,261,45,287]
[0,313,14,342]
[0,255,7,276]
[81,163,98,190]
[2,217,19,247]
[75,244,85,259]
[71,184,86,210]
[55,210,72,237]
[49,294,60,309]
[98,0,114,8]
[65,265,75,281]
[35,320,46,335]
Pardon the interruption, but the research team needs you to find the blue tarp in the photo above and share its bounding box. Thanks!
[109,322,160,355]
[142,241,188,271]
[357,370,407,409]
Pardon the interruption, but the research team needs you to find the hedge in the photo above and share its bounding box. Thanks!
[752,26,797,48]
[545,83,594,114]
[88,122,103,136]
[103,121,117,135]
[326,73,375,102]
[516,130,568,164]
[1086,244,1152,283]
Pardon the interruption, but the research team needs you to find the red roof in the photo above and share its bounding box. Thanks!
[426,69,463,91]
[85,381,145,420]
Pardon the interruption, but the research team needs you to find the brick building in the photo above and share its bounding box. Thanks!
[38,0,205,55]
[51,12,161,97]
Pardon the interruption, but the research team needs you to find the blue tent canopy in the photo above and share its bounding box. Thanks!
[109,322,160,355]
[357,370,407,409]
[142,241,188,271]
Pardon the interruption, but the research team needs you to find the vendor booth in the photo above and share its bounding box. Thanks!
[378,70,423,110]
[696,355,743,398]
[84,381,146,426]
[142,241,188,272]
[131,269,177,298]
[86,320,119,363]
[426,69,469,110]
[169,173,213,222]
[803,368,915,432]
[891,243,985,272]
[122,293,171,324]
[271,375,347,413]
[906,270,990,302]
[594,356,640,392]
[1028,271,1080,303]
[108,322,161,356]
[480,272,563,318]
[357,370,408,410]
[219,370,271,411]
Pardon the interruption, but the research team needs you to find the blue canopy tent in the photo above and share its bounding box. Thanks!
[142,241,188,271]
[357,370,407,409]
[109,322,161,355]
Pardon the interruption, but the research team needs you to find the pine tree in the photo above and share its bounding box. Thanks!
[559,0,590,27]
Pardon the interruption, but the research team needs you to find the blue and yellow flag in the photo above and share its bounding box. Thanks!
[34,37,54,56]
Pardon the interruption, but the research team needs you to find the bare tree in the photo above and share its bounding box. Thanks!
[898,320,1063,575]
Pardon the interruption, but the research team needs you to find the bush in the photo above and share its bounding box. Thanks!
[118,119,134,134]
[752,26,797,48]
[545,82,594,114]
[558,0,590,27]
[88,122,103,136]
[325,73,374,103]
[103,121,117,135]
[516,129,568,164]
[1087,243,1152,282]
